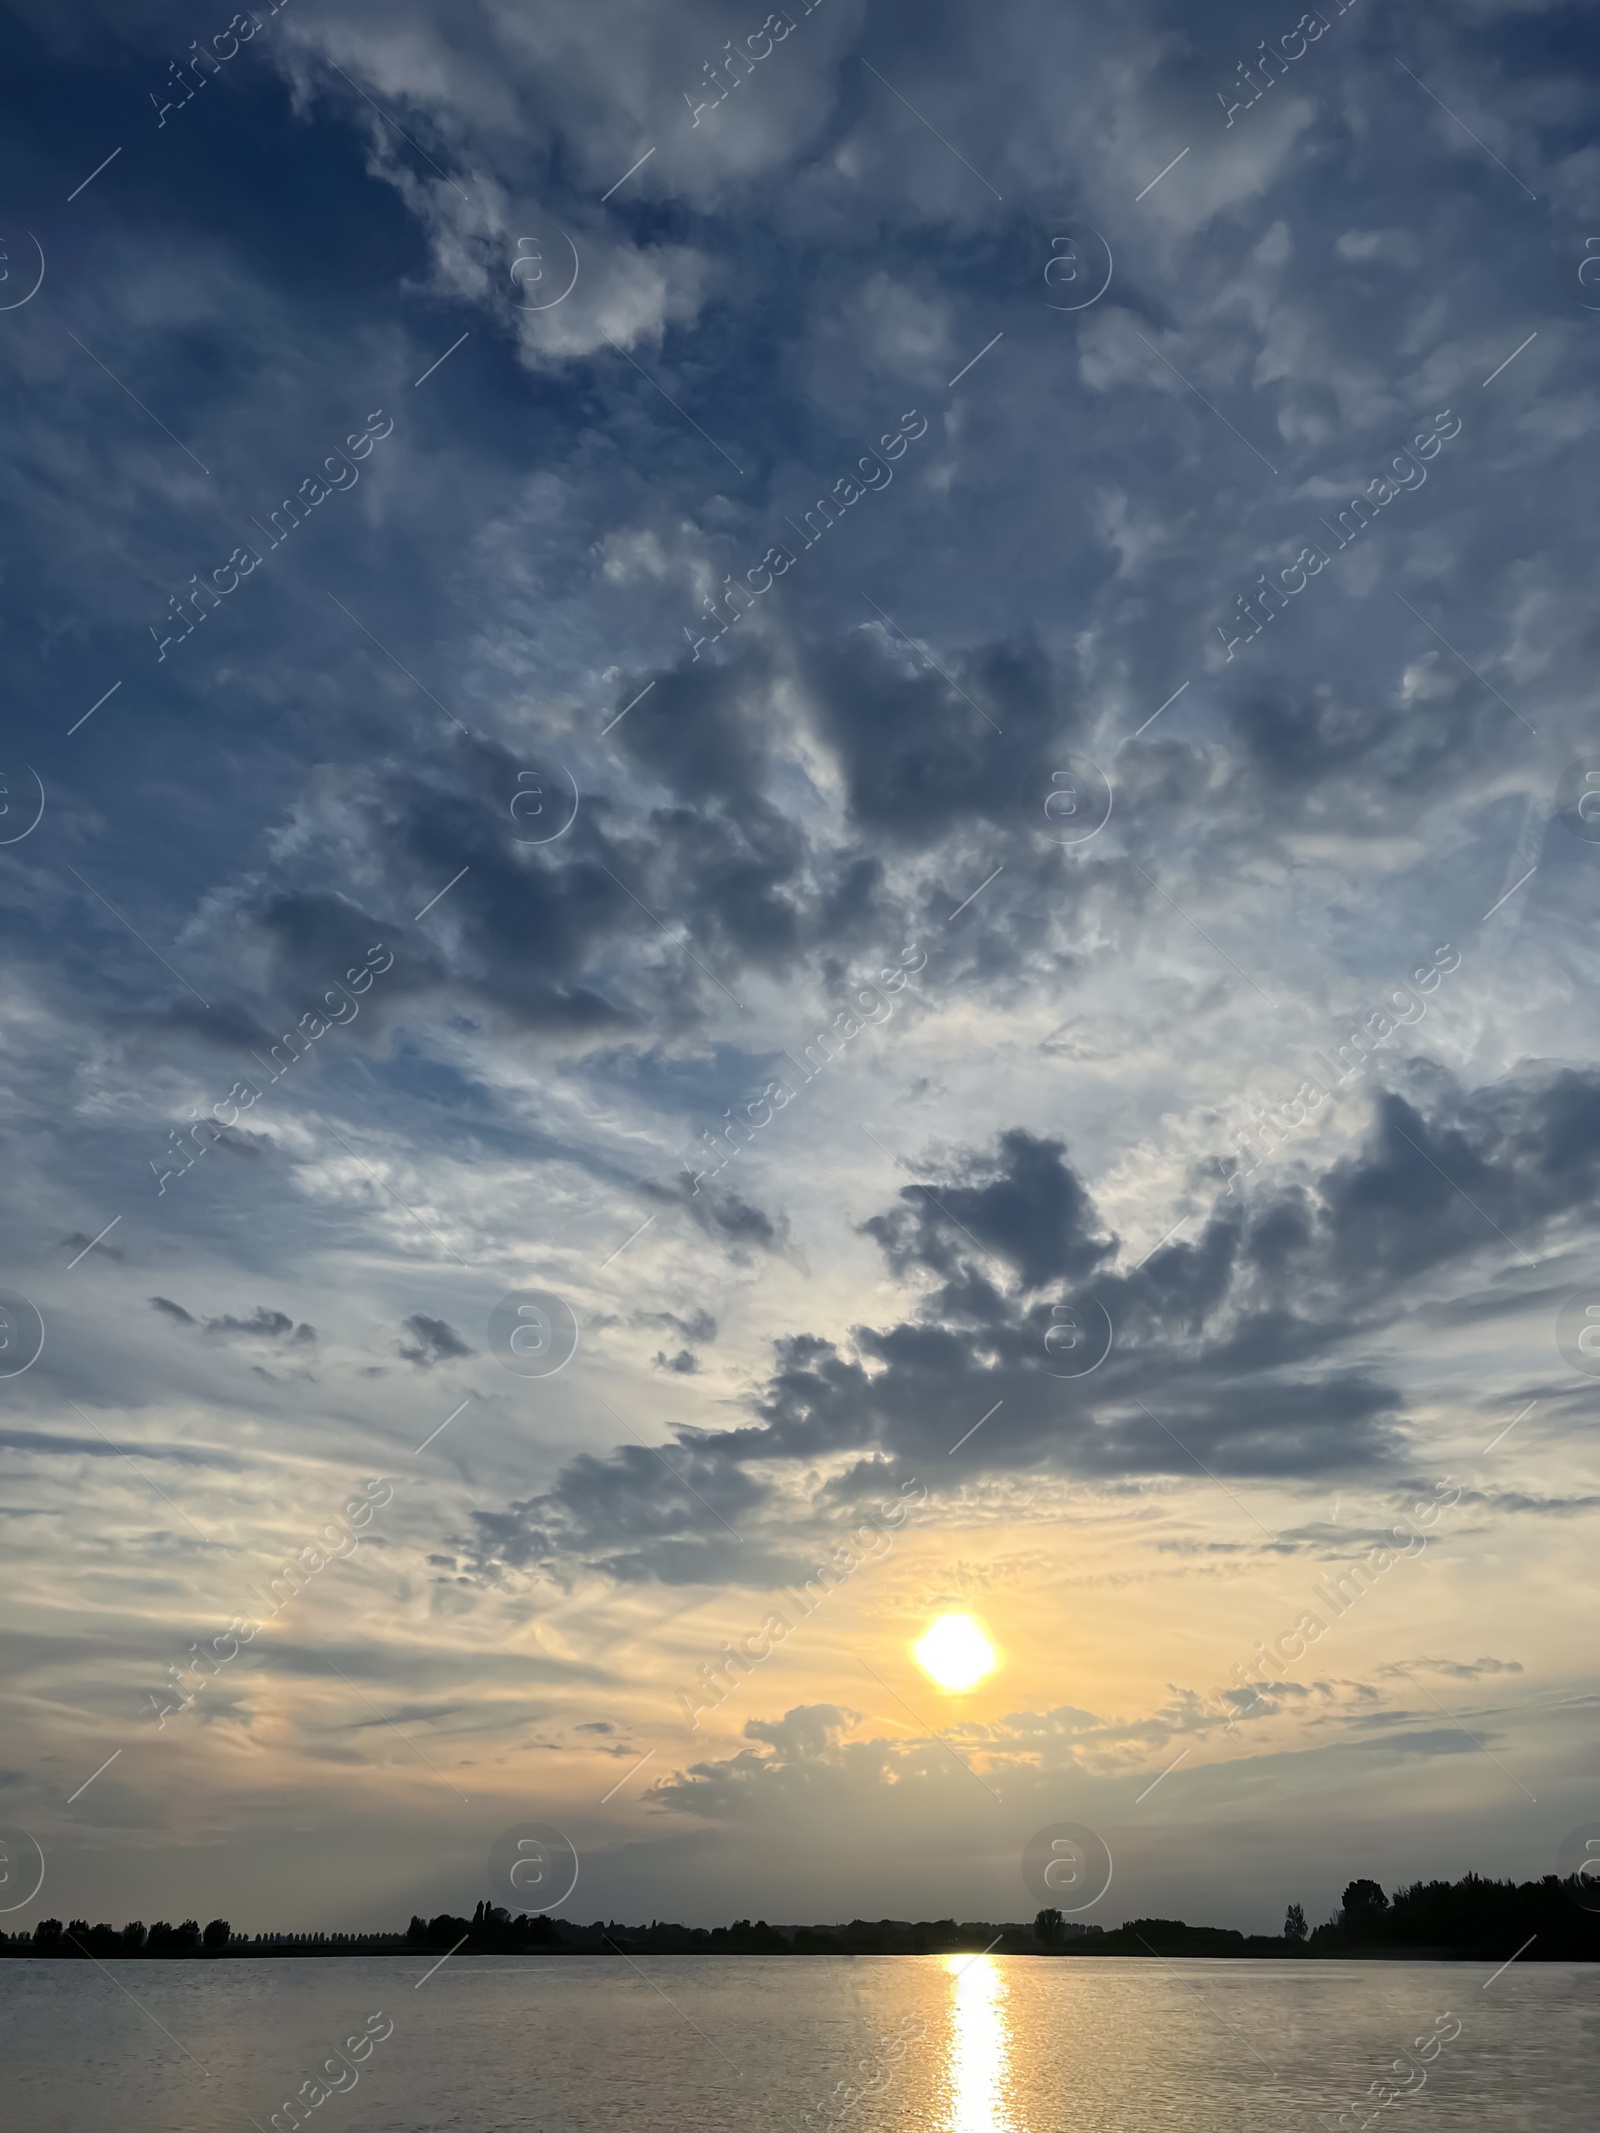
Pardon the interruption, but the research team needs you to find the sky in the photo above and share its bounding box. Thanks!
[2,0,1600,1942]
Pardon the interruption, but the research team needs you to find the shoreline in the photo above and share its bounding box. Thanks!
[4,1944,1590,1964]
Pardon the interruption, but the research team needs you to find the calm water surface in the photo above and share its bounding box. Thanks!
[2,1954,1596,2132]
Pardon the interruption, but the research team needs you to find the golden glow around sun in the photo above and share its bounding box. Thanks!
[914,1613,998,1693]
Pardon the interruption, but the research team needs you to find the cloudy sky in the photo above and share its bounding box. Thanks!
[3,0,1599,1939]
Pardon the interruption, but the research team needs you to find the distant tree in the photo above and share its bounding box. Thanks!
[406,1915,428,1945]
[202,1919,231,1952]
[1283,1904,1308,1943]
[122,1922,147,1954]
[1340,1880,1389,1938]
[1035,1907,1065,1947]
[33,1919,63,1953]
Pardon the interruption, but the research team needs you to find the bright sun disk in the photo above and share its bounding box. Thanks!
[914,1613,998,1692]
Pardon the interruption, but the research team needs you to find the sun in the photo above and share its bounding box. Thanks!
[913,1613,998,1693]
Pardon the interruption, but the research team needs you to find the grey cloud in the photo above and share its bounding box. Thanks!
[634,1309,718,1343]
[1345,1729,1496,1760]
[743,1706,861,1761]
[1378,1657,1524,1681]
[0,1428,239,1470]
[639,1168,792,1259]
[148,1298,313,1344]
[1450,1487,1600,1517]
[397,1314,471,1368]
[205,1309,312,1344]
[467,1060,1600,1587]
[861,1127,1115,1292]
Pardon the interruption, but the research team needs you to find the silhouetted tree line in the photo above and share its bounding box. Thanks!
[0,1917,410,1958]
[1302,1874,1600,1959]
[2,1917,233,1957]
[4,1873,1596,1959]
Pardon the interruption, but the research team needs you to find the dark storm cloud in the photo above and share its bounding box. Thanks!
[146,709,907,1057]
[639,1168,792,1257]
[397,1313,471,1368]
[149,1297,314,1344]
[802,634,1074,843]
[467,1431,765,1588]
[206,1309,312,1343]
[861,1127,1113,1291]
[464,1059,1600,1584]
[0,142,1551,1081]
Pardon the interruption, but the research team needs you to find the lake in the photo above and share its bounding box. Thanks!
[2,1954,1595,2132]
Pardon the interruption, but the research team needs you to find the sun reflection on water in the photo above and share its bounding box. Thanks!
[941,1955,1016,2133]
